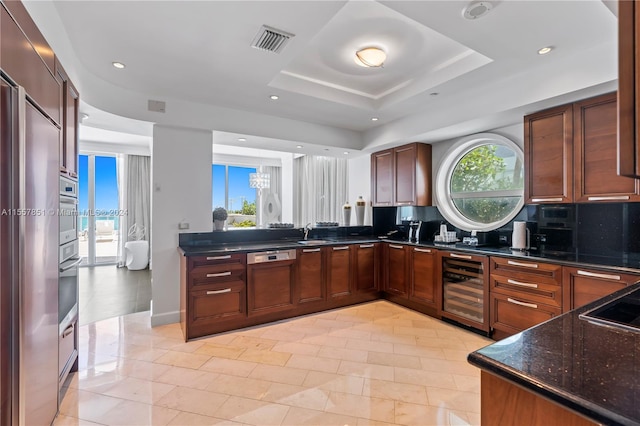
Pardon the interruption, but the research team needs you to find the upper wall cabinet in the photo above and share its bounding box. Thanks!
[618,0,640,178]
[371,142,432,207]
[54,59,79,179]
[525,93,640,204]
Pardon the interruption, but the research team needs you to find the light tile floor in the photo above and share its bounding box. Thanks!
[55,301,492,426]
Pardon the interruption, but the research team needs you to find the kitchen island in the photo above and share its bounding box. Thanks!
[468,283,640,426]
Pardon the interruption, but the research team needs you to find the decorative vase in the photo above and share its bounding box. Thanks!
[214,219,225,231]
[355,196,365,226]
[342,201,351,226]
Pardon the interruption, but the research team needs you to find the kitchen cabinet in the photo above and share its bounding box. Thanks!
[562,266,639,311]
[574,93,640,202]
[618,0,640,178]
[490,257,562,339]
[327,245,352,299]
[54,59,79,179]
[524,103,573,204]
[385,243,409,297]
[180,253,247,340]
[371,142,432,207]
[247,256,296,317]
[409,247,438,309]
[354,243,379,294]
[296,247,325,304]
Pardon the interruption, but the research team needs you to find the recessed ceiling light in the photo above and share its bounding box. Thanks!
[462,1,493,20]
[537,46,553,55]
[112,61,126,69]
[371,117,379,121]
[296,145,303,149]
[238,138,247,142]
[343,151,349,155]
[81,113,89,120]
[269,95,279,100]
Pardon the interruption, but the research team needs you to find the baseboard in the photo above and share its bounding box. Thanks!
[150,310,180,327]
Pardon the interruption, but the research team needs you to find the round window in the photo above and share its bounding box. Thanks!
[435,133,524,231]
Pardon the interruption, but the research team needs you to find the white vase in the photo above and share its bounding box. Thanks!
[355,196,365,226]
[342,201,351,226]
[214,219,225,231]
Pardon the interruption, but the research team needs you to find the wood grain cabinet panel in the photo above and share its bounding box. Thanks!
[55,59,79,179]
[327,245,352,299]
[355,243,378,294]
[410,247,437,308]
[562,266,639,311]
[386,244,409,297]
[247,260,296,316]
[371,149,394,206]
[296,247,325,304]
[574,92,640,202]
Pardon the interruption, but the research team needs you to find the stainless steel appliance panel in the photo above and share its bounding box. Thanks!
[59,194,77,245]
[59,175,77,197]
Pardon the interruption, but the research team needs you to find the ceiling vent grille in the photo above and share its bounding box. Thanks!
[251,25,294,54]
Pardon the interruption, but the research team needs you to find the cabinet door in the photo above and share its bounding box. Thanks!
[394,144,416,206]
[490,292,560,336]
[63,81,79,178]
[247,261,296,316]
[618,0,640,178]
[327,246,352,298]
[524,104,573,203]
[297,248,325,304]
[371,149,394,206]
[386,244,408,297]
[355,243,378,293]
[574,92,639,202]
[562,267,639,311]
[410,247,437,307]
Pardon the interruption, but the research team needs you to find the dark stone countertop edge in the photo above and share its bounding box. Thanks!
[467,351,636,426]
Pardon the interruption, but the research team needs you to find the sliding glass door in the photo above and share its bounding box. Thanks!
[78,154,120,265]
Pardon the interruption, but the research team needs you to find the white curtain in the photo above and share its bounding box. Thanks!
[261,165,282,224]
[116,154,128,267]
[294,156,348,225]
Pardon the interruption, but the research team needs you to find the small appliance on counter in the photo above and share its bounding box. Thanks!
[512,221,530,251]
[409,221,422,243]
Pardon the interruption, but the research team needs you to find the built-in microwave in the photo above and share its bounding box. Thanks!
[60,176,77,197]
[60,195,78,244]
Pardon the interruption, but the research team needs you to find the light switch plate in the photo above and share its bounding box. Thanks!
[178,222,190,230]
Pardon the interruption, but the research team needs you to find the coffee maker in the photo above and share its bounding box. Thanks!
[409,221,422,243]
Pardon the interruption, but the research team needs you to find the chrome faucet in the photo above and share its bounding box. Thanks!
[303,223,312,240]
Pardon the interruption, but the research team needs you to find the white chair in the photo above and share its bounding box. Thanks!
[95,220,114,242]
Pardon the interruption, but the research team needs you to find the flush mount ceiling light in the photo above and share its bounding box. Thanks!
[238,138,247,142]
[354,47,386,68]
[112,61,126,69]
[537,46,553,55]
[269,95,279,100]
[462,1,493,20]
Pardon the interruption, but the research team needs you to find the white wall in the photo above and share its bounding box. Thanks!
[151,125,212,326]
[348,155,372,225]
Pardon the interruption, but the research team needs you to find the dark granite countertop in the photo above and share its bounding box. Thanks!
[468,283,640,426]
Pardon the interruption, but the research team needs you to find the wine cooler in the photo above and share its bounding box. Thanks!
[440,251,490,333]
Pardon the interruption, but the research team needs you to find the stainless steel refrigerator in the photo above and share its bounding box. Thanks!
[1,75,60,425]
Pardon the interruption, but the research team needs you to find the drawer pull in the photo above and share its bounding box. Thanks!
[333,246,350,251]
[396,202,412,205]
[507,298,538,309]
[577,270,620,281]
[389,244,403,249]
[530,197,563,203]
[207,255,231,260]
[206,288,232,295]
[507,260,538,269]
[359,244,374,248]
[507,279,538,289]
[302,248,321,253]
[587,195,630,201]
[414,248,432,253]
[207,271,232,278]
[450,253,472,259]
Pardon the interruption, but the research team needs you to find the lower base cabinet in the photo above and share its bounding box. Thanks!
[409,247,437,308]
[490,292,560,338]
[386,244,409,297]
[355,243,379,293]
[247,260,296,316]
[297,247,325,304]
[563,267,639,311]
[327,245,352,299]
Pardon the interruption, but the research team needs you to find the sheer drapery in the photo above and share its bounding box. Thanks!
[294,156,348,226]
[261,165,282,225]
[115,154,128,267]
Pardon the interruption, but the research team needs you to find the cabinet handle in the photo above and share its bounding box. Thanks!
[333,246,349,251]
[587,195,630,201]
[577,270,620,281]
[530,197,563,203]
[507,260,538,269]
[414,248,431,253]
[302,248,321,253]
[396,202,412,205]
[206,288,232,295]
[450,253,472,259]
[389,244,403,249]
[359,244,374,248]
[507,279,538,289]
[507,298,538,309]
[207,271,232,278]
[207,255,231,260]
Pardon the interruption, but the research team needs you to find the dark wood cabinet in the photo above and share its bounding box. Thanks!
[296,247,325,304]
[385,243,409,297]
[562,266,639,311]
[54,59,79,179]
[409,247,437,308]
[574,93,640,202]
[327,245,352,299]
[247,260,296,316]
[354,243,379,294]
[371,143,432,207]
[524,104,573,204]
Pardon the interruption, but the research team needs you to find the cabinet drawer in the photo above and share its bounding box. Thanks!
[491,257,562,283]
[491,274,562,308]
[190,281,246,323]
[190,262,245,287]
[190,253,246,268]
[490,292,561,335]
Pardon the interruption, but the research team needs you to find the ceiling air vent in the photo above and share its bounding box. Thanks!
[251,25,295,54]
[148,100,166,113]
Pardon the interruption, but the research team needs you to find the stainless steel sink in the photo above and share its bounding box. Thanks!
[297,240,332,245]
